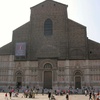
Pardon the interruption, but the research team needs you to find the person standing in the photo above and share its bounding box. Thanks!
[42,89,44,95]
[85,90,88,96]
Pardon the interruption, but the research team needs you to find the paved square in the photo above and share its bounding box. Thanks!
[1,93,91,100]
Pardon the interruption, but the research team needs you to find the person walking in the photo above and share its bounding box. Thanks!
[48,91,51,100]
[66,92,69,100]
[9,91,12,99]
[89,92,92,100]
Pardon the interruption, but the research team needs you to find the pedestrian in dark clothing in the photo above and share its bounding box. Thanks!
[9,91,12,99]
[89,92,92,100]
[48,91,51,100]
[66,93,69,100]
[55,90,56,95]
[42,89,44,95]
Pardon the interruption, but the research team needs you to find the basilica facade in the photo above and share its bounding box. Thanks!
[0,0,100,90]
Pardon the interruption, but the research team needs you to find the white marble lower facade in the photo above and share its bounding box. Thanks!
[0,55,100,90]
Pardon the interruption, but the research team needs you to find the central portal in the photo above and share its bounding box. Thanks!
[16,77,22,88]
[74,71,82,89]
[44,71,52,89]
[75,76,81,89]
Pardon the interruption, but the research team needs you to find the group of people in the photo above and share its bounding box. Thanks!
[85,89,100,100]
[47,90,69,100]
[23,89,36,98]
[5,89,19,100]
[89,91,100,100]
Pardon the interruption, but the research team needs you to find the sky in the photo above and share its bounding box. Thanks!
[0,0,100,47]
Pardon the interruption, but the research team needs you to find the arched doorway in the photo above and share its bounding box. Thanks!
[16,71,22,88]
[44,63,52,89]
[74,71,82,89]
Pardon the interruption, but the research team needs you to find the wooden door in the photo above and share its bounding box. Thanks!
[44,71,52,89]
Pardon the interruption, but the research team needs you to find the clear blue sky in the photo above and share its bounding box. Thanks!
[0,0,100,47]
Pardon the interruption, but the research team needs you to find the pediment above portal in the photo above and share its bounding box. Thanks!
[38,59,57,70]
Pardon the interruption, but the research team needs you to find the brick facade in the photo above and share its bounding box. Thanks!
[0,0,100,90]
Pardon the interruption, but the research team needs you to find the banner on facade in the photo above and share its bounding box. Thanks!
[15,42,26,56]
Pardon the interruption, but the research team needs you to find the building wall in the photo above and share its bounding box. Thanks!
[30,1,68,60]
[88,40,100,59]
[10,0,100,61]
[0,55,100,89]
[68,19,88,59]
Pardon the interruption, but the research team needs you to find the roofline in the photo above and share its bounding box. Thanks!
[30,0,68,9]
[68,18,86,28]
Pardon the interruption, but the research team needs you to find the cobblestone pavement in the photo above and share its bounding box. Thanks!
[1,93,90,100]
